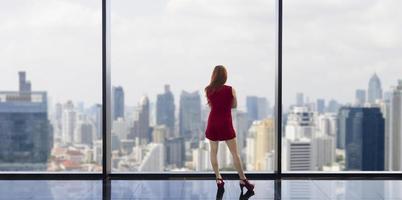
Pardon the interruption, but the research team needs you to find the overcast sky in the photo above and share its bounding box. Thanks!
[1,0,401,111]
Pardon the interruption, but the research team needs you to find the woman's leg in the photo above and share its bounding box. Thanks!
[209,140,222,180]
[225,138,247,180]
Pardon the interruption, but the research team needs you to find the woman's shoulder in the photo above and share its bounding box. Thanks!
[224,84,232,89]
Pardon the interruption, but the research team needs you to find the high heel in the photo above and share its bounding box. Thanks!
[216,178,225,189]
[239,179,254,191]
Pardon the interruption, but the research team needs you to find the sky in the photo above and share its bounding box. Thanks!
[1,0,401,110]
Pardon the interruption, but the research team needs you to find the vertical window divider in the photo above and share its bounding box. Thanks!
[102,0,112,180]
[275,0,283,176]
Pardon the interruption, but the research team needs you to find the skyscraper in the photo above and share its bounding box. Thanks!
[74,117,94,146]
[285,106,315,140]
[316,99,325,113]
[390,80,402,171]
[130,96,150,144]
[355,89,366,105]
[368,73,383,104]
[283,138,314,171]
[165,137,185,168]
[339,107,384,171]
[0,72,52,171]
[156,85,175,137]
[296,92,304,106]
[246,119,275,170]
[112,86,125,120]
[179,91,201,139]
[246,96,269,122]
[62,101,76,144]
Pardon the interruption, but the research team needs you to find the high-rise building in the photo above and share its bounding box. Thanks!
[368,73,383,104]
[285,106,315,140]
[355,89,366,105]
[283,138,314,171]
[165,137,185,168]
[156,85,175,137]
[327,99,341,113]
[138,143,164,172]
[313,136,335,169]
[232,110,249,151]
[316,113,337,137]
[179,91,201,139]
[296,93,304,106]
[152,125,168,144]
[246,96,269,122]
[74,118,94,147]
[112,118,129,140]
[130,96,150,144]
[339,107,384,171]
[0,72,52,171]
[62,101,76,144]
[192,140,210,171]
[112,86,125,120]
[246,119,275,170]
[316,99,325,113]
[390,80,402,171]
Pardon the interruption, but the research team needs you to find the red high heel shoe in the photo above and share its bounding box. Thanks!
[239,179,254,191]
[216,178,225,188]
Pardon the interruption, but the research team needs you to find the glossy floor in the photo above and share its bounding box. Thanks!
[1,180,402,199]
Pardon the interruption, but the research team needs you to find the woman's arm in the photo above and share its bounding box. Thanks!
[231,87,237,109]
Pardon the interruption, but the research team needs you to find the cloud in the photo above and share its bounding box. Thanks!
[1,0,401,109]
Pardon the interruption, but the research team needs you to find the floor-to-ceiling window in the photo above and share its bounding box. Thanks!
[111,0,277,172]
[283,0,402,172]
[0,0,102,172]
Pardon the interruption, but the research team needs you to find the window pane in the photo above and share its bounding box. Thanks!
[111,0,276,172]
[0,1,101,172]
[283,0,401,172]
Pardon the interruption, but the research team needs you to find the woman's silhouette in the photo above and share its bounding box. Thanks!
[205,65,254,191]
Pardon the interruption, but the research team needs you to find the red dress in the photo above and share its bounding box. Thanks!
[205,85,236,141]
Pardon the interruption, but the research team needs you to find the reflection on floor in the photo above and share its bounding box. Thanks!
[112,180,274,199]
[1,180,402,199]
[0,180,102,200]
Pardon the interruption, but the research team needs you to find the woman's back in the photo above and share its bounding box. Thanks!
[205,85,236,141]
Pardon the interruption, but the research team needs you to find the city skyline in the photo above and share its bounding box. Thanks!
[2,0,402,107]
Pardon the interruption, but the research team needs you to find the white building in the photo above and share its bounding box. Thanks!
[112,118,130,140]
[138,143,164,172]
[283,138,314,171]
[313,136,335,170]
[192,140,210,171]
[62,102,76,144]
[285,106,315,140]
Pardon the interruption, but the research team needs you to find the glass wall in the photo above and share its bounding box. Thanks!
[111,0,276,172]
[283,0,402,172]
[0,0,102,172]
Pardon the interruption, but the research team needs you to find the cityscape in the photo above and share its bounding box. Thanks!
[1,71,401,172]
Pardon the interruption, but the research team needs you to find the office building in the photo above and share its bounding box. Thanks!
[246,96,269,122]
[156,84,175,137]
[0,72,52,171]
[391,80,402,170]
[339,107,385,171]
[355,89,366,105]
[130,96,150,144]
[368,73,383,104]
[179,91,201,139]
[112,86,125,120]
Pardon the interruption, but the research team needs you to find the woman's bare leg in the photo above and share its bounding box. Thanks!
[225,138,247,180]
[209,140,222,181]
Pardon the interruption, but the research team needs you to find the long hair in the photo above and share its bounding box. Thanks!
[205,65,227,96]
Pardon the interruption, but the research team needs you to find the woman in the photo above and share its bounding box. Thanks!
[205,65,254,191]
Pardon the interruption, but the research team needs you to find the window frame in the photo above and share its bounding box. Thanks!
[1,0,402,182]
